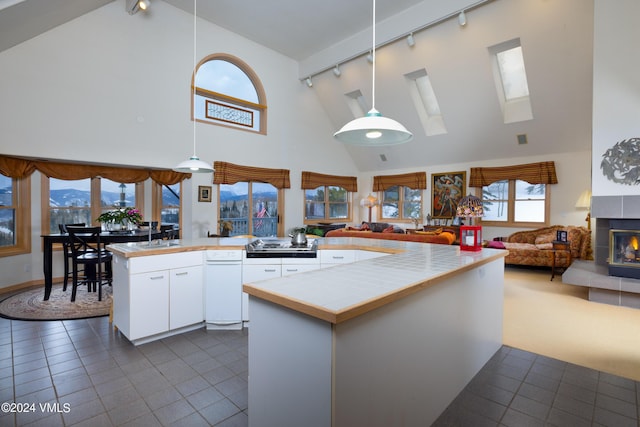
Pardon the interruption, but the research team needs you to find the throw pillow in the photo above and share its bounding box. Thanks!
[382,225,394,233]
[486,240,505,249]
[534,233,555,245]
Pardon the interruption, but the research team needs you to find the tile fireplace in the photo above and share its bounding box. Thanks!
[609,228,640,279]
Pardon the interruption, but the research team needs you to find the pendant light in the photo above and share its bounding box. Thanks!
[334,0,413,146]
[174,0,214,173]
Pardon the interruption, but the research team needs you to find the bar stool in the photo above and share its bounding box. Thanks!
[58,223,86,291]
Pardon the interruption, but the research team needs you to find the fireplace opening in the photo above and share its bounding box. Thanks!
[609,229,640,279]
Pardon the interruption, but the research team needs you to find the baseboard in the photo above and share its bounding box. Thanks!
[0,279,44,296]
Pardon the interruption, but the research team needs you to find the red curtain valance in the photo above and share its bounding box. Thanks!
[372,171,427,191]
[301,171,357,192]
[0,154,191,185]
[469,161,558,187]
[213,161,290,189]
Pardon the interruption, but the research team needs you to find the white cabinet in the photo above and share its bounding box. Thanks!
[170,265,204,329]
[282,264,321,276]
[242,261,281,321]
[112,251,203,345]
[128,270,170,340]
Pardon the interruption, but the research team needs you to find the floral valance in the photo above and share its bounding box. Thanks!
[372,171,427,191]
[213,161,290,189]
[468,161,558,187]
[301,171,357,192]
[0,154,190,185]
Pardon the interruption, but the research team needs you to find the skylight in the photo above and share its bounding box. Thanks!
[405,69,447,136]
[489,38,533,124]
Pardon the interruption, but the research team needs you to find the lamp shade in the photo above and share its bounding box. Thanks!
[334,109,413,146]
[456,195,484,218]
[575,190,592,208]
[173,156,214,173]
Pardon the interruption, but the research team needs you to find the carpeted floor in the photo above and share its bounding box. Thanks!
[503,266,640,382]
[0,282,111,321]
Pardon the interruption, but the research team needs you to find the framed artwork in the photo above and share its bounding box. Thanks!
[431,171,466,218]
[198,185,212,203]
[556,230,568,242]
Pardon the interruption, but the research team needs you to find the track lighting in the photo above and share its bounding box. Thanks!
[333,65,341,77]
[139,0,150,11]
[366,51,374,64]
[305,77,313,87]
[407,33,415,47]
[458,10,467,26]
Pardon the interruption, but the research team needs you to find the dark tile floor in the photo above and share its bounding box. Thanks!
[1,315,638,426]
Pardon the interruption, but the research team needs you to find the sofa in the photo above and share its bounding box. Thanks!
[324,222,456,245]
[487,225,593,268]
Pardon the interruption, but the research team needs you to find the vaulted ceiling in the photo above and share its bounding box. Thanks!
[0,0,593,172]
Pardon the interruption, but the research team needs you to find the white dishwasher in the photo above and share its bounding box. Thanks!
[205,250,243,330]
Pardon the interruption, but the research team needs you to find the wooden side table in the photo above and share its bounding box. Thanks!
[550,240,571,281]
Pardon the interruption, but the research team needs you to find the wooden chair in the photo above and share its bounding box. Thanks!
[161,224,178,239]
[66,226,113,302]
[58,223,86,291]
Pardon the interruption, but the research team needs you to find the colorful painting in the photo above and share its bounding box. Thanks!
[431,172,466,218]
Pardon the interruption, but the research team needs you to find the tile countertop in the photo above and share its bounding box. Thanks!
[107,237,507,324]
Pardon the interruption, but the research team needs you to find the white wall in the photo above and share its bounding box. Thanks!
[0,0,357,288]
[592,0,640,197]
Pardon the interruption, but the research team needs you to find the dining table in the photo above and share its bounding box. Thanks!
[41,229,164,301]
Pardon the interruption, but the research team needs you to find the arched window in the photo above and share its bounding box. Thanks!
[193,53,267,134]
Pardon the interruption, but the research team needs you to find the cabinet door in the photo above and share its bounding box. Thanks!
[170,265,204,330]
[130,270,170,340]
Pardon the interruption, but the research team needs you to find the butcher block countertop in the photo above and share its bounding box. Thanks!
[107,237,507,324]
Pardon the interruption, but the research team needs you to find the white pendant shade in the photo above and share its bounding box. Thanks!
[333,0,412,146]
[334,109,413,146]
[173,156,214,173]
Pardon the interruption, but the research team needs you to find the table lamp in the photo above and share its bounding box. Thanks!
[456,195,484,251]
[360,193,379,223]
[575,189,591,230]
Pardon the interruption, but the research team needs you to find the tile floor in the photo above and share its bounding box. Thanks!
[1,316,638,426]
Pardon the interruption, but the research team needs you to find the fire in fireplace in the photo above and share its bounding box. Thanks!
[609,229,640,279]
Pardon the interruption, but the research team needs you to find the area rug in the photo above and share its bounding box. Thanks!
[0,283,111,321]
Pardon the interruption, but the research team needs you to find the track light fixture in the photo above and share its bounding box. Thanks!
[333,65,341,77]
[139,0,150,11]
[127,0,150,15]
[305,77,313,87]
[366,51,374,64]
[407,33,415,47]
[458,10,467,26]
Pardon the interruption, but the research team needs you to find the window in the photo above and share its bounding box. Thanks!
[158,182,180,226]
[0,173,30,257]
[47,177,92,234]
[194,54,267,134]
[45,177,148,234]
[481,180,548,226]
[380,186,422,221]
[305,186,350,221]
[405,69,447,136]
[219,182,280,237]
[489,38,533,123]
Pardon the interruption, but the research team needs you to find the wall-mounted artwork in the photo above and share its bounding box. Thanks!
[431,172,466,218]
[601,137,640,185]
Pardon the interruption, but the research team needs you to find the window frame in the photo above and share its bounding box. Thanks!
[193,53,268,135]
[478,179,550,227]
[379,185,423,223]
[303,185,353,224]
[152,181,181,232]
[0,173,30,258]
[43,176,147,235]
[218,181,284,236]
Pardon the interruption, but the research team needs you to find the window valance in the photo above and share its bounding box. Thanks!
[213,161,290,189]
[372,171,427,191]
[301,171,357,192]
[469,161,558,187]
[0,155,190,185]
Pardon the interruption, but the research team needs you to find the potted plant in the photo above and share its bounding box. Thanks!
[96,207,143,231]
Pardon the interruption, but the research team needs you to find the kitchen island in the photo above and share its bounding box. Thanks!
[108,237,507,425]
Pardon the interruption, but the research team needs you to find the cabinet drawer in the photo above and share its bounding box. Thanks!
[320,250,355,265]
[282,264,321,276]
[243,264,282,283]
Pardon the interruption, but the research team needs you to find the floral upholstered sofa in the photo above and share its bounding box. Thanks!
[488,225,592,268]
